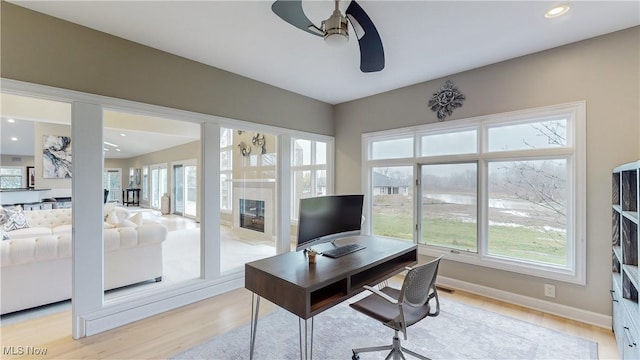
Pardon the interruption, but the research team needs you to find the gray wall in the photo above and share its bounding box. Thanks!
[0,2,334,136]
[335,27,640,315]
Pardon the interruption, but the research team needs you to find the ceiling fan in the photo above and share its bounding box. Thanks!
[271,0,385,73]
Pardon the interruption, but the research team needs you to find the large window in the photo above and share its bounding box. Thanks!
[371,166,413,240]
[420,163,477,252]
[291,138,329,221]
[172,161,197,217]
[150,163,167,209]
[142,166,149,201]
[220,128,233,211]
[487,159,567,265]
[103,168,122,203]
[363,102,586,283]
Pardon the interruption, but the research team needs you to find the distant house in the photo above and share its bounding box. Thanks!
[372,172,410,195]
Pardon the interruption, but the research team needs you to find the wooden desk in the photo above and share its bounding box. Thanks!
[245,236,417,359]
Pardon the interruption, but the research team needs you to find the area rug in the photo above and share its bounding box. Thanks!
[171,296,598,360]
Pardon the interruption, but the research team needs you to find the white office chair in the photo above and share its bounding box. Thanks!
[349,256,443,360]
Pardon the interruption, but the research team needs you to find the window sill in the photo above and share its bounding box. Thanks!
[418,244,585,285]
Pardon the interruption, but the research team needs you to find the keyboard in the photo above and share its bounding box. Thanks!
[322,243,366,258]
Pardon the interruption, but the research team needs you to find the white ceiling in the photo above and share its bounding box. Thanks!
[0,115,199,159]
[1,118,35,158]
[10,0,640,105]
[0,95,200,159]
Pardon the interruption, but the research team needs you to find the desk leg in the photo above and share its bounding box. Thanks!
[298,317,314,359]
[249,293,260,360]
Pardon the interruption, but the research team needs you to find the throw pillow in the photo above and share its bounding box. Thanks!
[129,212,144,226]
[104,202,116,220]
[106,210,120,226]
[0,205,6,225]
[3,206,29,232]
[106,210,138,228]
[114,206,130,222]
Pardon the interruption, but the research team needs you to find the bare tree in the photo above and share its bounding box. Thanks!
[492,120,568,217]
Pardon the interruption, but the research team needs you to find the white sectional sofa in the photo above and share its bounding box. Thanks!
[1,207,168,315]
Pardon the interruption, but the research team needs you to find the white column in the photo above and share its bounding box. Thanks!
[201,122,221,279]
[277,134,292,254]
[71,101,104,339]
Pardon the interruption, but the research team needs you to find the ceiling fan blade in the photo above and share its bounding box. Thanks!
[272,0,323,37]
[346,0,385,72]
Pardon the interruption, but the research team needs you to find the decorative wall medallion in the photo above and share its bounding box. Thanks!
[238,141,251,156]
[252,133,266,154]
[428,80,466,121]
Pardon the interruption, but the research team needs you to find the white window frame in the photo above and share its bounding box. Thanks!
[149,163,168,210]
[170,159,197,218]
[220,127,234,213]
[290,137,332,222]
[142,166,149,201]
[362,102,586,284]
[103,168,122,203]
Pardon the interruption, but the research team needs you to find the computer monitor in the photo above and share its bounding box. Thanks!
[296,194,364,251]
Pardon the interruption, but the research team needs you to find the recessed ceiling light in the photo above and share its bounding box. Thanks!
[545,4,571,18]
[116,148,121,152]
[120,133,126,137]
[104,141,119,147]
[10,137,18,141]
[104,148,109,151]
[7,119,15,123]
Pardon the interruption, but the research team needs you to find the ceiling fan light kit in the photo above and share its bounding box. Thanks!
[322,7,349,46]
[272,0,385,72]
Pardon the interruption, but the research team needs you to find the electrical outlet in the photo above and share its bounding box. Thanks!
[544,284,556,298]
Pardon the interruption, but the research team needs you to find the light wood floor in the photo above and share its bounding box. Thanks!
[0,282,618,359]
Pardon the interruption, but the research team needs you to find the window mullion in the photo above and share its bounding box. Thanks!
[414,162,421,245]
[477,158,488,257]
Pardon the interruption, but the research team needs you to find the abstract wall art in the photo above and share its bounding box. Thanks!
[43,135,72,178]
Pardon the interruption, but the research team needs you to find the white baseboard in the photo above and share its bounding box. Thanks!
[77,272,611,337]
[437,276,612,329]
[80,276,244,336]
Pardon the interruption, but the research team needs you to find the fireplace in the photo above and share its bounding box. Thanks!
[239,199,265,233]
[232,181,275,241]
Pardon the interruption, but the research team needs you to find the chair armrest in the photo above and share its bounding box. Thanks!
[363,285,399,304]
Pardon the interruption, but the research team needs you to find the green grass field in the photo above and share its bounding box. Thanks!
[373,210,566,266]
